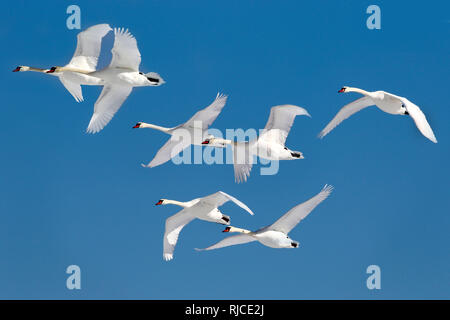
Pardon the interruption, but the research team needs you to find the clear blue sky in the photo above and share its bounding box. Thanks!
[0,0,449,299]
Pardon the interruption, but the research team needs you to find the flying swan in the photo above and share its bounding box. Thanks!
[202,105,310,183]
[13,24,112,102]
[318,86,437,143]
[156,191,254,261]
[133,93,228,168]
[197,185,332,252]
[47,28,165,133]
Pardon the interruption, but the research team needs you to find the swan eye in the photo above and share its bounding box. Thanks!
[284,147,288,150]
[139,72,143,75]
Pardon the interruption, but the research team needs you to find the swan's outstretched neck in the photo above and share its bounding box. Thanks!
[13,66,48,73]
[342,86,371,96]
[160,199,190,208]
[201,137,232,146]
[46,66,92,74]
[223,226,252,234]
[216,138,232,145]
[28,66,47,72]
[60,66,92,74]
[134,122,172,133]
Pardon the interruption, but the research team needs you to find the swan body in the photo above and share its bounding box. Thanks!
[89,68,161,87]
[156,191,254,261]
[14,24,112,102]
[134,93,228,168]
[197,185,333,252]
[253,229,297,248]
[318,86,437,143]
[202,104,310,183]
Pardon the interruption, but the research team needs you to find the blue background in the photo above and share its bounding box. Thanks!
[0,0,449,299]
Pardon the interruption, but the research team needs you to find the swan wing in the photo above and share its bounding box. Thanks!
[86,84,133,133]
[184,93,228,130]
[67,23,112,71]
[143,134,192,168]
[401,98,437,143]
[232,142,253,183]
[199,191,254,215]
[259,105,310,145]
[196,234,256,251]
[58,74,83,102]
[109,28,141,71]
[270,184,333,234]
[163,210,195,261]
[318,96,373,138]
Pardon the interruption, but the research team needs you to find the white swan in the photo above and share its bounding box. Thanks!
[156,191,254,261]
[202,105,310,183]
[197,185,332,252]
[134,93,228,168]
[13,24,112,102]
[318,86,437,143]
[48,28,165,134]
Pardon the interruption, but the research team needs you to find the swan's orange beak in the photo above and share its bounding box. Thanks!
[133,123,141,128]
[223,227,231,232]
[338,87,346,93]
[201,140,210,145]
[155,200,163,205]
[12,67,21,72]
